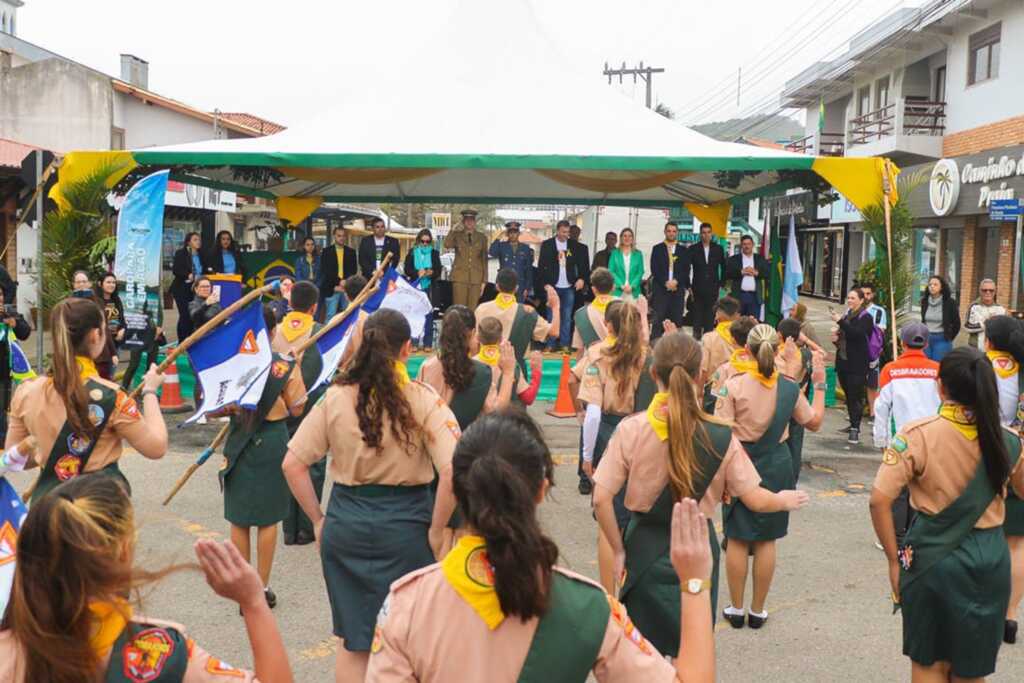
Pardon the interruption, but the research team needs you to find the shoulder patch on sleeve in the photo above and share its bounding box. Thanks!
[891,435,908,453]
[606,595,654,655]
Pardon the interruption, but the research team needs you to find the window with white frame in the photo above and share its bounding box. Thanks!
[968,22,1000,85]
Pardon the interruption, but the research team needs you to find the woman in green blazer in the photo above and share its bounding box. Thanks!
[608,228,645,301]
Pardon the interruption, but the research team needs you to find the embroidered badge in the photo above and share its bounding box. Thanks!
[205,658,245,677]
[89,388,103,401]
[586,365,599,376]
[607,595,653,655]
[715,386,728,398]
[122,627,175,683]
[271,360,290,379]
[370,626,384,654]
[54,454,81,481]
[898,545,914,571]
[891,435,908,453]
[882,448,899,466]
[464,546,496,588]
[116,392,140,420]
[445,419,462,439]
[67,433,91,456]
[88,403,105,426]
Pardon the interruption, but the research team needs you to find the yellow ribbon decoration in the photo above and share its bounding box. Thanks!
[986,350,1019,379]
[77,356,99,380]
[939,402,978,440]
[715,321,736,347]
[395,362,410,388]
[591,294,614,314]
[89,600,132,656]
[441,535,504,629]
[475,344,500,367]
[494,293,517,311]
[280,311,314,343]
[646,391,670,442]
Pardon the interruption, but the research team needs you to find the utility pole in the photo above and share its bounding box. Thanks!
[603,61,665,109]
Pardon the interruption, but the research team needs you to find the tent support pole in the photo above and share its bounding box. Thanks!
[882,166,898,361]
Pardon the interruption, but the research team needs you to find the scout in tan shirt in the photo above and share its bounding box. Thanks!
[475,268,559,373]
[1,475,293,683]
[282,309,459,683]
[714,324,825,630]
[594,331,808,654]
[365,411,716,683]
[571,267,649,355]
[698,295,740,387]
[704,316,756,413]
[6,297,168,502]
[870,347,1024,681]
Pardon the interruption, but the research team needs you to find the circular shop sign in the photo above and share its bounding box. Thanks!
[929,158,960,217]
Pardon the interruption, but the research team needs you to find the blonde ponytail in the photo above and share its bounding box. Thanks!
[603,300,645,402]
[747,324,779,379]
[50,298,105,438]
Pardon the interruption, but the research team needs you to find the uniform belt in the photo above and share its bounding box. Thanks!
[335,483,431,498]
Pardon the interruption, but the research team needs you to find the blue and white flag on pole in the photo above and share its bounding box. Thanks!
[0,476,28,617]
[309,311,361,395]
[363,268,432,338]
[781,214,803,317]
[185,302,272,423]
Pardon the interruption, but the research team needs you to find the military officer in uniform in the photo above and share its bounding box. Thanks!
[444,209,489,309]
[487,220,534,301]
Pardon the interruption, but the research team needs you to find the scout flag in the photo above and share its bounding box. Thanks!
[308,310,361,395]
[208,274,243,309]
[184,301,272,423]
[0,476,28,617]
[363,268,432,338]
[781,214,803,317]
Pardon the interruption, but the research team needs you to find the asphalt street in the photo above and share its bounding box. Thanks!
[7,403,1023,681]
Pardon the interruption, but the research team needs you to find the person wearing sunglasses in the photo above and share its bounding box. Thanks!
[965,278,1006,350]
[404,229,443,350]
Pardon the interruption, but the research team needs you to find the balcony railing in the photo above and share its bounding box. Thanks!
[784,132,845,156]
[848,98,945,146]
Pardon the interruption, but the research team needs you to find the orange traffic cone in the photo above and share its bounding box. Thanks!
[159,360,191,414]
[546,353,577,419]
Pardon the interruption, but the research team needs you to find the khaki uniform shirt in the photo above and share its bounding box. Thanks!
[571,304,609,351]
[288,380,459,485]
[874,415,1024,528]
[365,565,676,683]
[417,356,526,409]
[594,413,762,517]
[262,362,307,421]
[0,620,258,682]
[443,227,489,285]
[6,376,146,471]
[715,373,815,443]
[700,330,737,381]
[474,301,551,342]
[573,341,644,415]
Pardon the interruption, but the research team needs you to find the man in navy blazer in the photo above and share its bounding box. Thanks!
[687,222,726,338]
[649,221,689,340]
[358,217,401,278]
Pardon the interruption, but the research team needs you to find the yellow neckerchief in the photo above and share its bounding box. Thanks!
[591,294,613,314]
[280,311,314,343]
[939,402,978,440]
[715,321,736,347]
[728,348,751,373]
[605,335,617,349]
[441,535,504,629]
[89,600,132,656]
[475,344,500,367]
[729,352,779,389]
[395,361,410,388]
[494,292,517,311]
[646,391,670,441]
[77,356,99,380]
[986,349,1019,379]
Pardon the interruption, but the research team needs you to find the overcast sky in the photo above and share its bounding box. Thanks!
[19,0,917,130]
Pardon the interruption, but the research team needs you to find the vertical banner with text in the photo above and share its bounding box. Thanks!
[114,170,168,348]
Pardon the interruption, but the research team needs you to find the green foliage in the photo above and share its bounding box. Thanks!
[40,166,117,310]
[856,170,927,327]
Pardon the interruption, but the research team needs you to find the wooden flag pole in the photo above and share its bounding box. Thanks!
[882,164,899,361]
[161,254,395,506]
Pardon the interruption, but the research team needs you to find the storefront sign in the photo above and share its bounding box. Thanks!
[910,145,1024,218]
[830,195,861,223]
[766,191,817,225]
[165,180,237,212]
[990,198,1022,221]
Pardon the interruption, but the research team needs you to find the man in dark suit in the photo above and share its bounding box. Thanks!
[537,220,585,350]
[725,234,771,319]
[649,221,690,340]
[569,224,591,314]
[318,224,358,320]
[686,222,726,338]
[358,217,401,279]
[591,231,618,271]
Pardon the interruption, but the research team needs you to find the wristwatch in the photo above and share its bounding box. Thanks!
[682,578,711,595]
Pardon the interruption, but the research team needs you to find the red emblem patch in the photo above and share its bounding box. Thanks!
[271,360,290,378]
[116,392,141,420]
[54,454,81,481]
[122,627,175,682]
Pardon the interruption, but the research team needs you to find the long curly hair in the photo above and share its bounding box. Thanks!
[337,309,424,451]
[602,300,646,402]
[439,305,476,394]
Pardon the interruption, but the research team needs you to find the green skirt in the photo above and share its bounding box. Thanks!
[902,527,1010,679]
[223,421,290,527]
[1005,491,1024,537]
[723,440,792,541]
[321,483,434,651]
